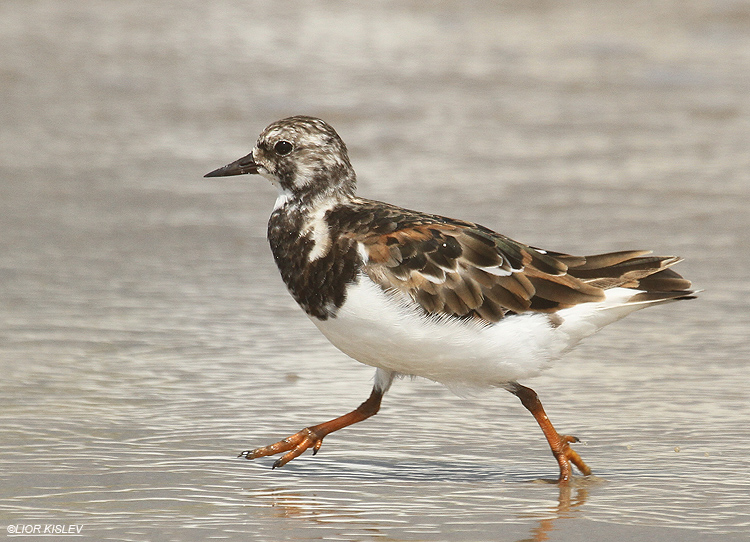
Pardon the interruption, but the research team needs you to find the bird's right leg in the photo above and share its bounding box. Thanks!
[506,382,592,483]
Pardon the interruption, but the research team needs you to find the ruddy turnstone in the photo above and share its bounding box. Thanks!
[205,116,695,482]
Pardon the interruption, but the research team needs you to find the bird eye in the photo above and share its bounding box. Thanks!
[274,140,293,156]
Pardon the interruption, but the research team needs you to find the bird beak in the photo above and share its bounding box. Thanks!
[204,152,258,177]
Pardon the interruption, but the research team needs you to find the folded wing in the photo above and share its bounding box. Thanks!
[338,205,693,323]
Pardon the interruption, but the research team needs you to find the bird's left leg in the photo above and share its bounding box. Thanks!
[240,369,394,468]
[506,382,592,483]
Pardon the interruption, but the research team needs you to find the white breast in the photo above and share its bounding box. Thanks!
[309,275,570,387]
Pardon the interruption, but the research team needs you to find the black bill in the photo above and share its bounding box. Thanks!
[204,152,258,177]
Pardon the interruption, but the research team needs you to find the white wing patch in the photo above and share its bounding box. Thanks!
[477,264,514,277]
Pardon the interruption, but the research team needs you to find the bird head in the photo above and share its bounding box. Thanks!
[205,116,357,204]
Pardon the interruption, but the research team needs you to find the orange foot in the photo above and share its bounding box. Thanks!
[553,434,592,483]
[508,382,593,483]
[239,386,385,468]
[239,427,325,469]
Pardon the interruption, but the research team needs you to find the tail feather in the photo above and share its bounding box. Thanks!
[531,249,696,349]
[627,290,699,304]
[635,266,693,292]
[563,251,694,295]
[556,284,696,348]
[559,249,652,271]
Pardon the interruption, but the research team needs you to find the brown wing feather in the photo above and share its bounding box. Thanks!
[353,223,606,322]
[331,200,693,323]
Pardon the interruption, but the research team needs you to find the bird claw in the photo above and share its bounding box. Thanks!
[239,427,325,468]
[555,434,591,482]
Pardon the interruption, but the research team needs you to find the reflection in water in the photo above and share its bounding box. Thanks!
[245,478,592,541]
[517,482,589,542]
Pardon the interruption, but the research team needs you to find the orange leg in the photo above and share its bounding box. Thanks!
[240,384,385,468]
[508,383,592,483]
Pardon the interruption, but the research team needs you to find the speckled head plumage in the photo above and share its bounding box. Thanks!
[206,116,356,203]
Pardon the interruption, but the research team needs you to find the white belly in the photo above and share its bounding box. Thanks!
[309,276,570,387]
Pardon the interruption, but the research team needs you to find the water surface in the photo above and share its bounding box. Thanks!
[1,1,749,540]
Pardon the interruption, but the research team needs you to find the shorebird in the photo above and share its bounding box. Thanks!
[205,116,695,482]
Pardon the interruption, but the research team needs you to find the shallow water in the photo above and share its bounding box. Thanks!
[1,1,749,540]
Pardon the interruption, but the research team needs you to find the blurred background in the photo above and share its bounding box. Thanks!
[1,1,748,540]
